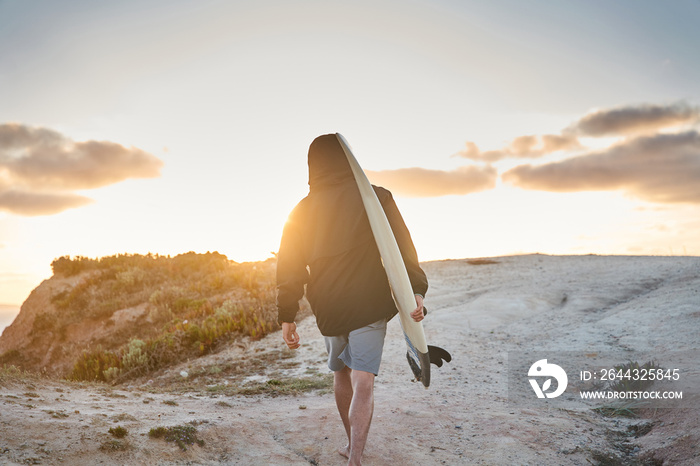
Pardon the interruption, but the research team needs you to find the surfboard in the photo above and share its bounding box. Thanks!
[336,133,435,387]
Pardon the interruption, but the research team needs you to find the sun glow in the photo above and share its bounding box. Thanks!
[1,1,699,307]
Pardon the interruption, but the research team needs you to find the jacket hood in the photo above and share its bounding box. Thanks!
[308,134,354,189]
[297,133,373,262]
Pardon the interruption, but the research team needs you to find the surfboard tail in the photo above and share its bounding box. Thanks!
[405,349,432,388]
[403,331,430,387]
[406,346,452,387]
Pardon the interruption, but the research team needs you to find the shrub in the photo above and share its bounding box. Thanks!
[148,425,204,451]
[606,360,660,392]
[121,339,148,374]
[70,349,120,382]
[100,439,129,451]
[51,255,98,276]
[103,367,121,383]
[114,268,147,291]
[108,426,128,438]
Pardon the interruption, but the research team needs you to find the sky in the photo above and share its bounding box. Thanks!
[1,0,699,307]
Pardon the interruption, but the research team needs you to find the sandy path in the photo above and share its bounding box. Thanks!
[1,255,698,465]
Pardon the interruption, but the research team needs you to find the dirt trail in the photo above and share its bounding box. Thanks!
[1,255,698,465]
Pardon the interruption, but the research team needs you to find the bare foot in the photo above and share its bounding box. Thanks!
[338,445,350,458]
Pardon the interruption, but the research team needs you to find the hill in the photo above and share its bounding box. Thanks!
[0,252,284,382]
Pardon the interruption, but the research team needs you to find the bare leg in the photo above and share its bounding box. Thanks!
[347,370,375,466]
[334,366,353,458]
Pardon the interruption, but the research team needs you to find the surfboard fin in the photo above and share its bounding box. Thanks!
[406,346,452,387]
[427,345,452,368]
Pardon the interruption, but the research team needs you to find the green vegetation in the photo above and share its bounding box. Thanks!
[27,252,278,383]
[606,360,659,392]
[100,439,130,452]
[108,426,128,438]
[2,252,323,397]
[48,252,274,333]
[466,258,499,265]
[593,404,640,418]
[0,365,47,390]
[593,360,661,418]
[234,374,333,397]
[148,425,204,451]
[44,409,69,418]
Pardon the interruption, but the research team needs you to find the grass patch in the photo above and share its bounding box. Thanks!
[589,450,626,466]
[0,365,42,386]
[100,439,130,452]
[148,425,204,451]
[111,413,137,422]
[237,374,333,397]
[606,360,660,392]
[108,426,128,438]
[163,400,179,406]
[592,360,662,419]
[593,404,640,418]
[193,375,333,397]
[466,259,499,265]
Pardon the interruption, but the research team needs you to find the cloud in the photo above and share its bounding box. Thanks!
[0,190,93,216]
[0,123,163,215]
[0,124,163,190]
[366,165,497,197]
[457,101,699,163]
[572,102,700,137]
[457,133,580,162]
[502,131,700,204]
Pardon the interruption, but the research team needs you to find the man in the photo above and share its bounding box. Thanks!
[276,134,428,466]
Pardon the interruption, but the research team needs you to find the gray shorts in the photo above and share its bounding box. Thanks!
[324,319,387,376]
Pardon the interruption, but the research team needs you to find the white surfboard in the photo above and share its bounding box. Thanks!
[336,133,433,387]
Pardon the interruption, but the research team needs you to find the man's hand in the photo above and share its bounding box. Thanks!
[282,322,300,349]
[411,294,425,323]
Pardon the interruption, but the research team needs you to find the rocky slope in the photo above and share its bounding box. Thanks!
[0,253,278,380]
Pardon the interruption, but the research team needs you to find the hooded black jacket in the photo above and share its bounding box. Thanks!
[276,134,428,336]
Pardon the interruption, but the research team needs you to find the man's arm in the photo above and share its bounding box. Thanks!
[377,188,428,323]
[276,209,309,349]
[378,188,429,298]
